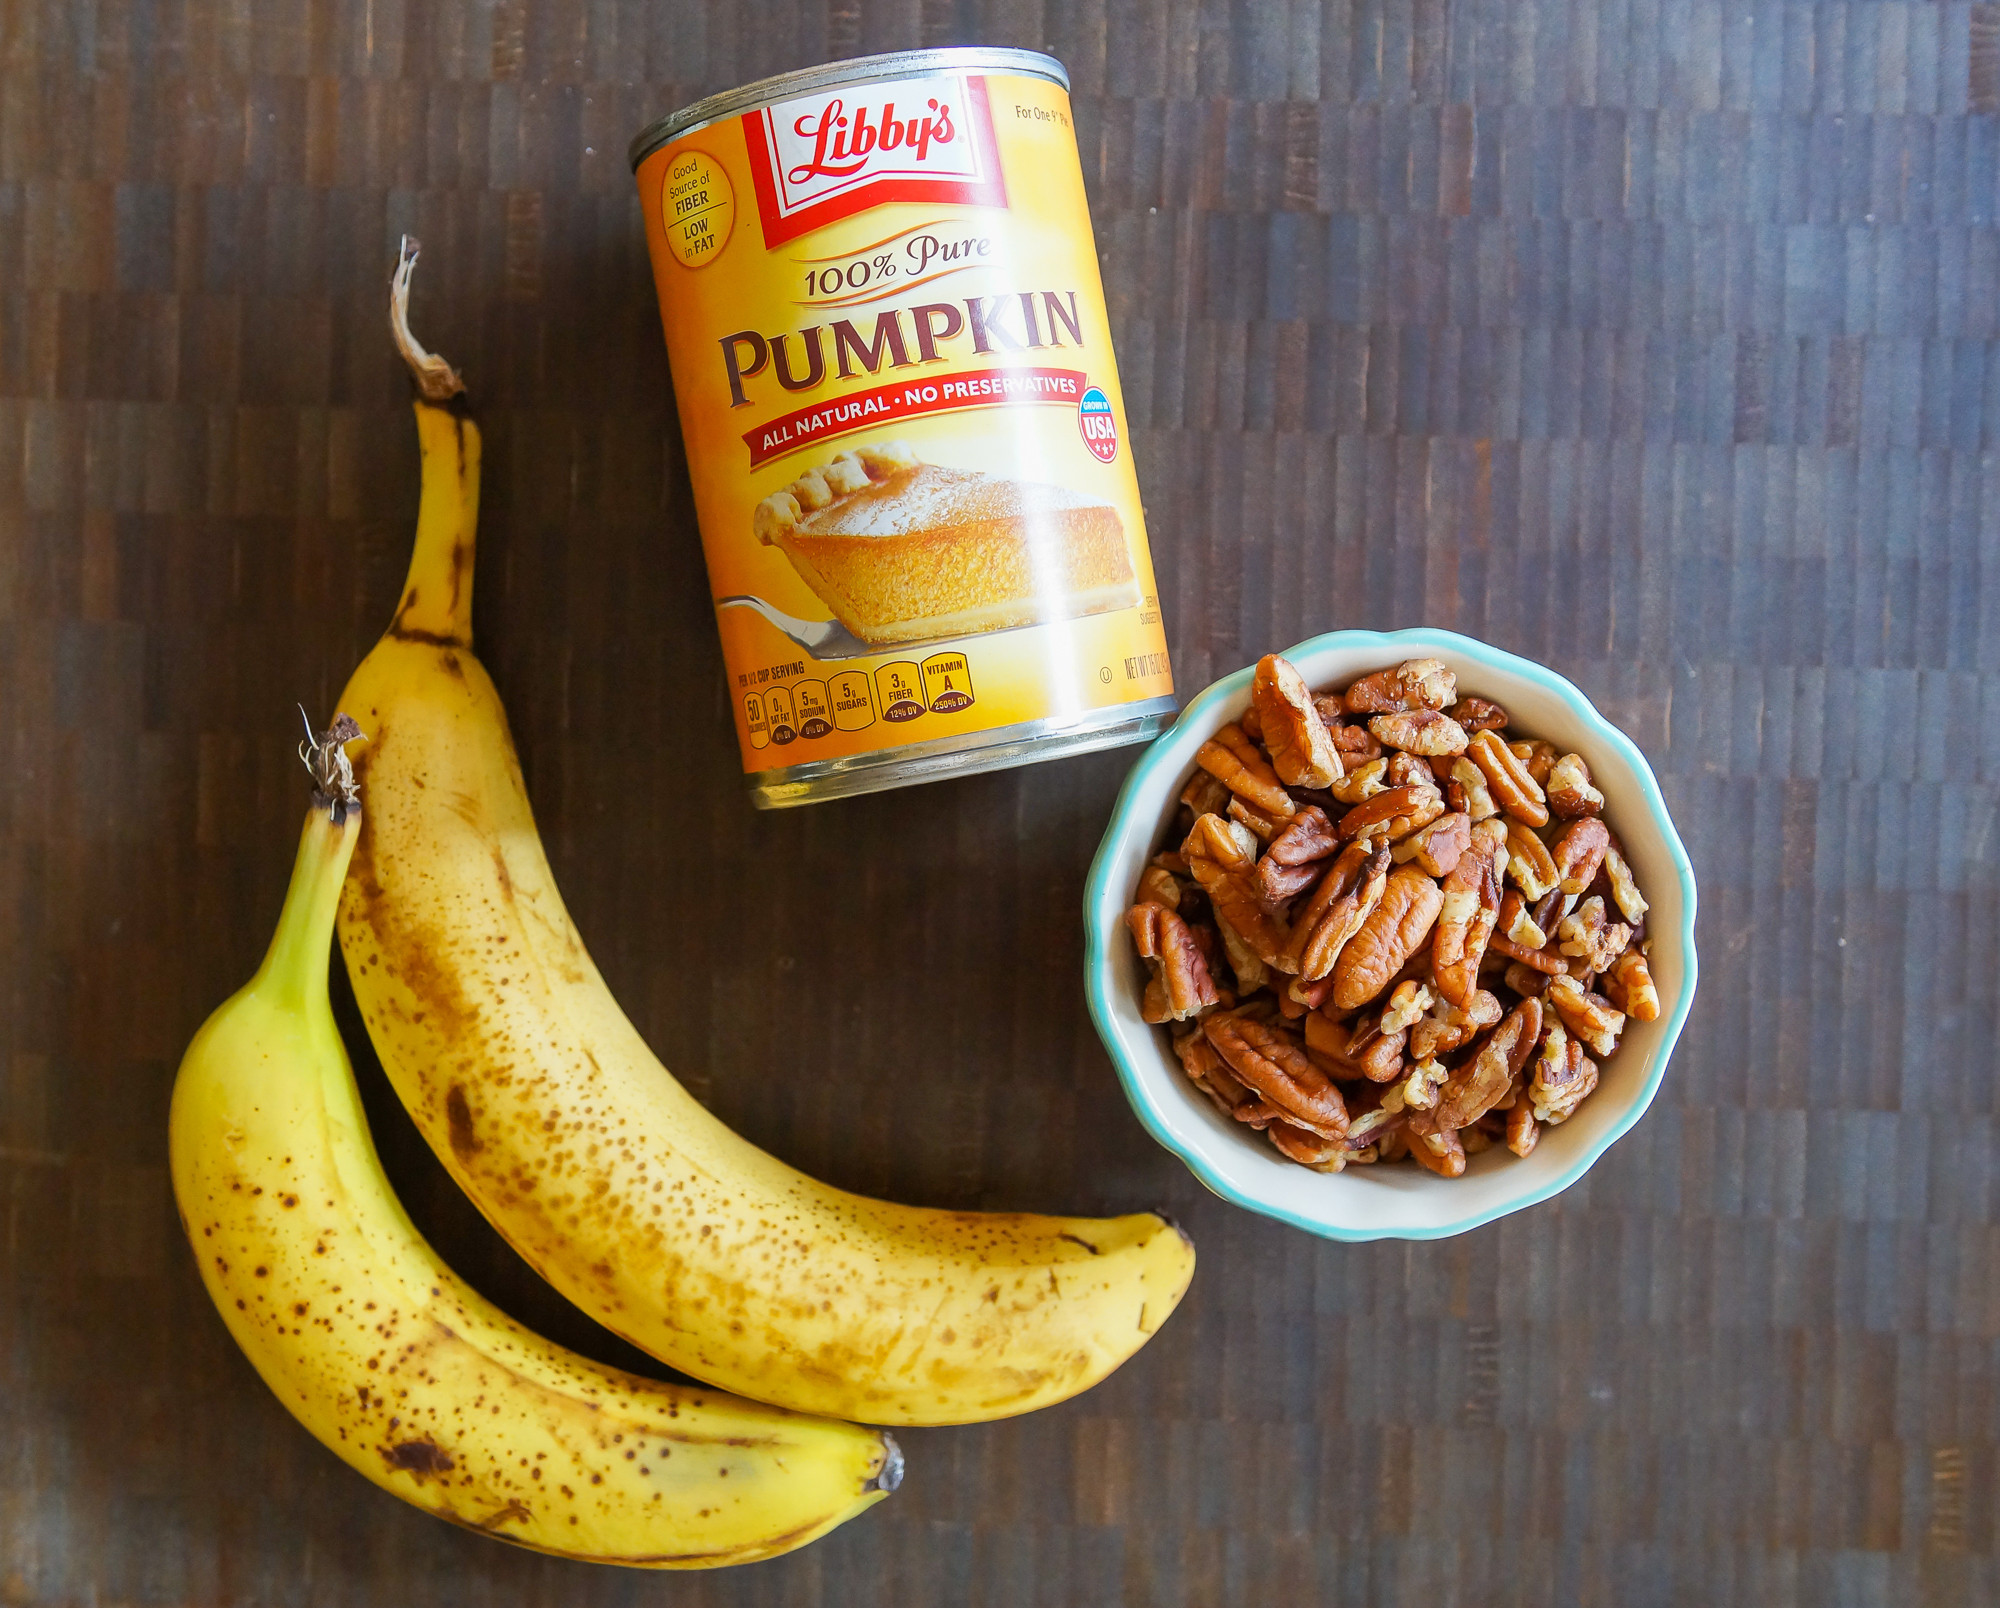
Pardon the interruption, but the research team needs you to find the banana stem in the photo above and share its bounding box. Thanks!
[254,806,359,1011]
[387,237,481,648]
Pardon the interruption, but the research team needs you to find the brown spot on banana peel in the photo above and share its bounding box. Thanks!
[446,1085,482,1160]
[383,1438,456,1476]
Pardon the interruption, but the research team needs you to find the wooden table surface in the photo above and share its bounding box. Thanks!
[5,1,1996,1603]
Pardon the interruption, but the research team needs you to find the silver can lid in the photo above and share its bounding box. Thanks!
[627,47,1070,170]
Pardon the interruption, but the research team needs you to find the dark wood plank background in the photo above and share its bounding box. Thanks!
[4,0,1996,1602]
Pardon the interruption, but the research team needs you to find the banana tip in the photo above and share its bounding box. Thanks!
[868,1433,905,1495]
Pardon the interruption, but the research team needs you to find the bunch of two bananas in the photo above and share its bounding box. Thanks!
[167,244,1196,1569]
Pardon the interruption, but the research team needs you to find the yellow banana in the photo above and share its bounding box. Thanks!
[334,244,1195,1427]
[168,723,898,1566]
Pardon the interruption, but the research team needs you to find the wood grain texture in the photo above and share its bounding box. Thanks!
[3,0,1997,1602]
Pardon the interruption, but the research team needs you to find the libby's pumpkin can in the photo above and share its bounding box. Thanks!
[630,48,1175,808]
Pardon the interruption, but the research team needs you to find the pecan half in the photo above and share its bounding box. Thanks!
[1503,821,1561,901]
[1369,708,1470,757]
[1332,866,1445,1010]
[1488,929,1567,974]
[1422,997,1543,1132]
[1184,814,1290,982]
[1502,960,1552,998]
[1286,841,1392,981]
[1203,1014,1349,1139]
[1603,845,1650,924]
[1389,811,1471,878]
[1546,752,1604,818]
[1194,724,1296,819]
[1556,895,1632,976]
[1505,1091,1539,1156]
[1447,696,1510,733]
[1227,795,1286,843]
[1384,751,1435,789]
[1336,784,1445,845]
[1379,979,1433,1036]
[1394,1055,1449,1112]
[1263,804,1339,867]
[1184,811,1258,872]
[1327,717,1383,760]
[1327,756,1389,804]
[1447,755,1500,822]
[1465,729,1549,827]
[1432,836,1502,1007]
[1180,769,1231,819]
[1408,988,1501,1060]
[1409,1126,1467,1177]
[1127,903,1224,1023]
[1302,1007,1359,1076]
[1549,817,1611,898]
[1343,658,1458,714]
[1499,888,1548,951]
[1135,862,1183,910]
[1267,1118,1346,1169]
[1545,972,1625,1057]
[1511,739,1560,789]
[1529,1022,1598,1125]
[1604,946,1661,1021]
[1252,654,1345,789]
[1172,1026,1252,1116]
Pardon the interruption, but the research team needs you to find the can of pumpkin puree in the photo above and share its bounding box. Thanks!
[630,48,1176,808]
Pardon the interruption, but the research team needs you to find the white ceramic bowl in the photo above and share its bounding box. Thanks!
[1084,628,1698,1241]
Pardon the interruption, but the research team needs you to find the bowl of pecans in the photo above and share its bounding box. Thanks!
[1084,628,1697,1241]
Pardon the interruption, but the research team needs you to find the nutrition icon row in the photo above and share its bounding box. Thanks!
[745,652,974,748]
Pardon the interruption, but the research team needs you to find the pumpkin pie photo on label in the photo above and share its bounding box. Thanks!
[750,438,1140,645]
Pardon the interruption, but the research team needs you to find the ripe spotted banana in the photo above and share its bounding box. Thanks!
[168,724,898,1566]
[334,243,1195,1427]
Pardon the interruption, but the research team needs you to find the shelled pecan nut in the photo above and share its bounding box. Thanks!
[1511,739,1560,789]
[1603,845,1650,924]
[1343,658,1458,714]
[1194,724,1296,819]
[1331,866,1445,1009]
[1410,1125,1467,1177]
[1383,751,1435,789]
[1423,997,1542,1132]
[1253,654,1345,789]
[1447,755,1500,822]
[1466,729,1550,828]
[1286,842,1392,981]
[1604,946,1661,1021]
[1203,1014,1350,1139]
[1549,817,1611,897]
[1556,895,1632,976]
[1546,752,1604,818]
[1447,696,1510,733]
[1503,820,1561,900]
[1432,835,1502,1007]
[1328,757,1389,804]
[1127,902,1224,1023]
[1390,810,1471,878]
[1529,1023,1598,1124]
[1545,972,1625,1057]
[1336,784,1445,844]
[1368,708,1470,757]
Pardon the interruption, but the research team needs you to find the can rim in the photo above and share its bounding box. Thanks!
[627,47,1070,170]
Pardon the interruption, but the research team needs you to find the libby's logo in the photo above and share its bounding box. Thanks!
[743,74,1007,247]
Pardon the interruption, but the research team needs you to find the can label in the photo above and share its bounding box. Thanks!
[635,64,1174,779]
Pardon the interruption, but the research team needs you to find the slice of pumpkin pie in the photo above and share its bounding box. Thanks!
[751,441,1139,646]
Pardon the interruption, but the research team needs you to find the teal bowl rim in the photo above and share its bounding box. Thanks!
[1082,627,1700,1243]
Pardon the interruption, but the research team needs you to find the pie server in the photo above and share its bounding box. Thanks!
[716,594,1036,661]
